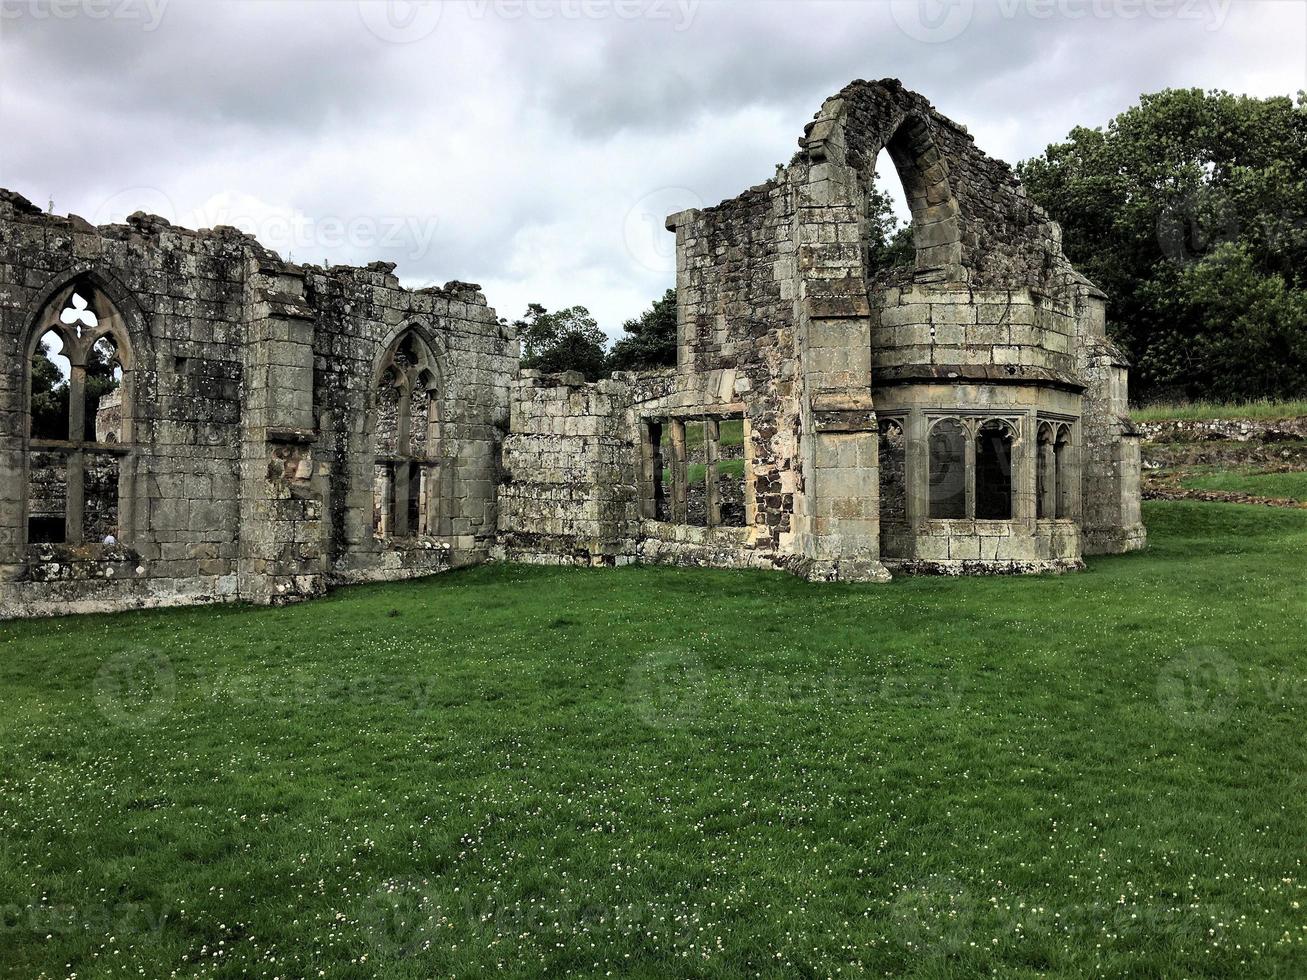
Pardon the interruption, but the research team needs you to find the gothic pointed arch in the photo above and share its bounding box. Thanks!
[23,270,144,546]
[369,323,446,540]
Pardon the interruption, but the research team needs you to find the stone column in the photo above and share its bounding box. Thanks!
[238,262,327,603]
[669,418,687,525]
[705,418,721,528]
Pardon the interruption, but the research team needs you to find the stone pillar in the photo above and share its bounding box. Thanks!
[238,262,328,603]
[705,417,721,528]
[793,145,889,582]
[1076,285,1146,555]
[668,418,687,525]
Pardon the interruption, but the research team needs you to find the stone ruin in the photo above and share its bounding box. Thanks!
[0,79,1144,618]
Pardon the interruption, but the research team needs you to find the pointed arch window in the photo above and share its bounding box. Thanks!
[372,330,442,540]
[26,281,135,546]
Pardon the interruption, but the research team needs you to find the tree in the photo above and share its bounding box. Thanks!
[30,346,68,440]
[514,303,609,381]
[607,288,678,371]
[1017,87,1307,403]
[867,171,914,273]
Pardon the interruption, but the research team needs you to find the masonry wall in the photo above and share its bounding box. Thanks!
[495,371,638,565]
[0,190,511,619]
[491,78,1145,576]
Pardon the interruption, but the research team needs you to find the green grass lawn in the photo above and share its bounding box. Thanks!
[1132,399,1307,423]
[1181,468,1307,502]
[3,502,1307,978]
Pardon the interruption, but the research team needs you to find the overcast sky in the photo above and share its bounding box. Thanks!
[1,0,1303,335]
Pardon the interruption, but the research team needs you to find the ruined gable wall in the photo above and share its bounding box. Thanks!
[813,78,1070,290]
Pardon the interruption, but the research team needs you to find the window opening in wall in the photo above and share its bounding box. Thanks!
[26,286,132,547]
[712,417,747,528]
[646,414,748,528]
[1054,424,1072,519]
[685,420,709,526]
[975,420,1014,520]
[878,418,907,522]
[928,419,966,519]
[30,330,70,441]
[372,330,441,541]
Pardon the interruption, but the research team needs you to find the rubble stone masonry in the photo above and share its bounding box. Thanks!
[0,79,1143,618]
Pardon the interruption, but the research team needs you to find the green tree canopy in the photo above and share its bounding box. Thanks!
[867,170,914,274]
[514,303,609,381]
[1018,87,1307,403]
[608,288,678,372]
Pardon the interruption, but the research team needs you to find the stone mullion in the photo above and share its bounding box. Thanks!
[705,418,721,528]
[669,418,687,525]
[963,422,976,520]
[905,409,928,525]
[65,362,87,544]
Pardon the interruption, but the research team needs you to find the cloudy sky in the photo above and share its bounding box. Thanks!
[1,0,1303,336]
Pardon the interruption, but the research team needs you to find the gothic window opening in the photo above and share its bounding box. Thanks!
[25,284,133,547]
[878,418,907,522]
[1037,422,1055,520]
[975,420,1015,521]
[928,419,966,519]
[372,330,441,540]
[1054,425,1072,519]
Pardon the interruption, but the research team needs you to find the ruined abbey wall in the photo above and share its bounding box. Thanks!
[0,191,512,618]
[0,79,1145,618]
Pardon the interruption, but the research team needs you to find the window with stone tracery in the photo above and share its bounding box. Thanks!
[26,282,132,546]
[372,330,442,540]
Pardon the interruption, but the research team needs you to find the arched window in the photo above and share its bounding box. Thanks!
[1037,422,1056,520]
[1054,425,1073,519]
[928,419,966,519]
[975,420,1015,521]
[26,281,134,546]
[866,116,963,276]
[878,418,907,522]
[372,330,441,540]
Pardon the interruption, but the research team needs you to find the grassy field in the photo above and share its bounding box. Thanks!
[1132,400,1307,423]
[1181,468,1307,502]
[3,502,1307,978]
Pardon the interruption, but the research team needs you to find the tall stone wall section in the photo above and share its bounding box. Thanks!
[495,371,639,565]
[0,190,512,619]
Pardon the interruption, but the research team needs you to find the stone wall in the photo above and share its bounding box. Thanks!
[495,370,639,566]
[0,189,512,619]
[0,77,1146,617]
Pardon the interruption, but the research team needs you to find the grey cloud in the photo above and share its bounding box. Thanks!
[1,0,1302,332]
